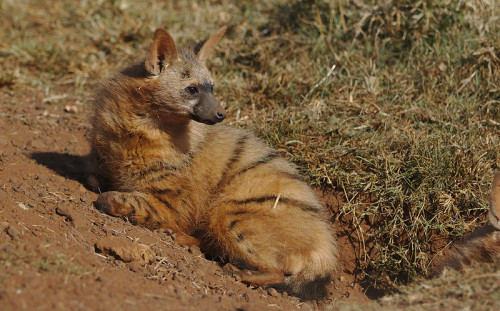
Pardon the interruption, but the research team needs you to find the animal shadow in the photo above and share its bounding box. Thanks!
[31,152,95,192]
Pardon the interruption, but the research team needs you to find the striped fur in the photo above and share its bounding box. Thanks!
[89,27,339,299]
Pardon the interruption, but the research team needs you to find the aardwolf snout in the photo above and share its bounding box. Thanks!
[193,93,226,124]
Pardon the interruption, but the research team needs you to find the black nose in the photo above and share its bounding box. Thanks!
[215,111,226,121]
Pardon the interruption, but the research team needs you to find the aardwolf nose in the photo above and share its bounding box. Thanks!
[193,93,227,125]
[215,110,226,121]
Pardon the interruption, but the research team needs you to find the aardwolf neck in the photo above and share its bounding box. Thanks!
[158,117,209,154]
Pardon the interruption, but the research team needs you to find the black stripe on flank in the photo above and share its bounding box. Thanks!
[227,135,248,168]
[214,135,249,189]
[229,210,250,216]
[157,197,178,214]
[225,152,304,187]
[150,187,182,196]
[151,188,174,194]
[141,153,194,179]
[149,171,175,182]
[236,233,244,241]
[237,151,279,175]
[228,220,239,230]
[230,195,323,214]
[139,164,168,177]
[231,195,277,205]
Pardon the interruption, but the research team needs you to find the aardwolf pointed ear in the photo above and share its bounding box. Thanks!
[489,172,500,229]
[145,28,178,75]
[194,26,227,62]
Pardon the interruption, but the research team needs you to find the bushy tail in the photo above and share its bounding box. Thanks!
[276,238,340,300]
[435,172,500,275]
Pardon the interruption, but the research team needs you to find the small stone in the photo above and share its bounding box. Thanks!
[222,264,242,281]
[300,302,315,311]
[6,226,21,240]
[1,152,8,157]
[177,262,188,272]
[143,265,155,277]
[17,202,29,211]
[95,236,156,265]
[29,140,46,150]
[128,261,143,273]
[64,105,78,113]
[267,287,280,297]
[55,206,73,221]
[188,245,203,257]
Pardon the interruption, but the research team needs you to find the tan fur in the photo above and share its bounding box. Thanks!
[435,172,500,275]
[89,27,339,299]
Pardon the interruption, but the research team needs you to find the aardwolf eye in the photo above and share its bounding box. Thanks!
[186,86,199,95]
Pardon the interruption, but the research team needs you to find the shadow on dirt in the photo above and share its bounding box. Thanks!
[31,152,94,191]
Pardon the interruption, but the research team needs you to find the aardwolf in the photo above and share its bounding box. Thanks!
[88,27,339,299]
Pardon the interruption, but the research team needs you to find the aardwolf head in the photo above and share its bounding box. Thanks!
[143,27,227,125]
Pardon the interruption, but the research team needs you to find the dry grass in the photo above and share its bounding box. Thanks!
[337,260,500,311]
[0,248,91,278]
[1,0,499,303]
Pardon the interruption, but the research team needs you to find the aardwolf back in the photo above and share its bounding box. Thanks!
[89,27,339,299]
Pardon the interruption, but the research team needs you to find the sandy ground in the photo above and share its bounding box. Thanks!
[0,85,372,310]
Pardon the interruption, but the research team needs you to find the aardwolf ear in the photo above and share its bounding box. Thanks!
[145,28,178,75]
[194,26,227,62]
[489,172,500,229]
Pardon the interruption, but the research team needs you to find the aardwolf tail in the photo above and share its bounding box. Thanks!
[434,172,500,275]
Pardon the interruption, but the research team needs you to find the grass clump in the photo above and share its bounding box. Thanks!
[34,253,91,277]
[243,0,500,286]
[0,248,90,278]
[337,260,500,311]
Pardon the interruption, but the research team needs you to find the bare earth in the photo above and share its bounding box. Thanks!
[0,86,370,310]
